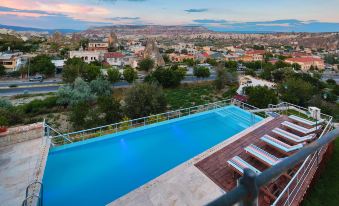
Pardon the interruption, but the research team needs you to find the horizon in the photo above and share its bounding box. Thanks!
[0,0,339,32]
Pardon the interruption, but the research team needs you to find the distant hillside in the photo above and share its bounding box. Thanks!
[0,24,81,34]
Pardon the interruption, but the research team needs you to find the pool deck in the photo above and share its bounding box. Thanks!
[0,137,43,206]
[108,117,273,206]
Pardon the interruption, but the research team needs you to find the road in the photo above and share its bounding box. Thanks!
[0,75,216,96]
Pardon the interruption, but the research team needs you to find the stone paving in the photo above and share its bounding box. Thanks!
[0,138,43,206]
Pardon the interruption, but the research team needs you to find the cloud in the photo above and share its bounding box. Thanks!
[107,17,140,21]
[185,8,208,13]
[193,19,227,24]
[192,19,339,32]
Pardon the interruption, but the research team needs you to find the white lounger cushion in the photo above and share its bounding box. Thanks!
[260,135,303,153]
[245,144,281,166]
[227,156,261,174]
[272,128,316,143]
[289,115,324,126]
[282,121,322,134]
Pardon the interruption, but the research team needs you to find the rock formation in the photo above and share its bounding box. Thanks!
[143,39,165,66]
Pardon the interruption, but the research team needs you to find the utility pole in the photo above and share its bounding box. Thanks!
[27,57,30,80]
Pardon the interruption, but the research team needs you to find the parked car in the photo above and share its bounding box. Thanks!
[29,75,44,82]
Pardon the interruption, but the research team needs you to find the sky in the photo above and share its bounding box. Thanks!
[0,0,339,32]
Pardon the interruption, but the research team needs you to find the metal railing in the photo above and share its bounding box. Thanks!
[22,181,43,206]
[207,103,336,206]
[49,99,265,147]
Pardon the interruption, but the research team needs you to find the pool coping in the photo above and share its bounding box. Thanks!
[108,116,274,206]
[50,105,261,153]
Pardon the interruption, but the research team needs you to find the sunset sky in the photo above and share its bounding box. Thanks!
[1,0,339,32]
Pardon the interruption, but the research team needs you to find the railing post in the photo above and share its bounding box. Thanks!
[239,169,258,206]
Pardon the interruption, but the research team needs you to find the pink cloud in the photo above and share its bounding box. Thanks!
[1,0,111,23]
[0,11,50,18]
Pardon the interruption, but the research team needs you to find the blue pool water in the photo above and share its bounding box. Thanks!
[43,106,262,206]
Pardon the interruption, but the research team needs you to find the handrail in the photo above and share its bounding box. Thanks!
[206,128,339,206]
[22,194,41,206]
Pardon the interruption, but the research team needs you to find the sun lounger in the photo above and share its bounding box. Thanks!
[227,156,261,175]
[245,144,282,166]
[272,128,316,143]
[260,135,303,154]
[281,121,322,135]
[289,115,324,127]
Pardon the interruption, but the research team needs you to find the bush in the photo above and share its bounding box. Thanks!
[124,83,167,118]
[107,68,121,83]
[138,58,155,72]
[21,96,58,114]
[245,86,278,108]
[279,78,314,106]
[194,66,210,78]
[147,66,186,88]
[0,64,6,76]
[123,66,137,83]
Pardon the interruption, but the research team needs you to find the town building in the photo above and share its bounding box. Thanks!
[104,52,125,67]
[285,57,325,71]
[87,42,109,52]
[69,48,104,64]
[0,52,25,71]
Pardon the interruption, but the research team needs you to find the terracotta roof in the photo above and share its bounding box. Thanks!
[245,50,265,55]
[104,52,125,59]
[233,94,248,102]
[285,57,323,63]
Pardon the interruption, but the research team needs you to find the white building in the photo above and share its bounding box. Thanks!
[69,48,104,64]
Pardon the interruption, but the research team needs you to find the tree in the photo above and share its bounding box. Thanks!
[206,58,218,66]
[326,79,336,86]
[244,68,256,77]
[124,83,167,118]
[279,78,314,106]
[62,57,86,83]
[30,55,55,77]
[123,66,137,83]
[70,77,96,105]
[162,54,170,63]
[291,63,301,70]
[138,58,155,72]
[147,65,186,88]
[107,68,121,83]
[214,65,238,90]
[183,58,195,66]
[90,77,112,97]
[97,96,122,124]
[225,61,238,69]
[245,86,278,108]
[82,64,101,82]
[0,64,6,76]
[69,101,90,130]
[194,66,210,78]
[56,85,73,108]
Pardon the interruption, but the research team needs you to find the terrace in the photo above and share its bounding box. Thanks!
[12,100,336,206]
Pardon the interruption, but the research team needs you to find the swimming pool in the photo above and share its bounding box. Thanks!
[43,105,263,206]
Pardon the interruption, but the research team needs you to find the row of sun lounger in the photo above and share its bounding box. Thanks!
[227,115,324,176]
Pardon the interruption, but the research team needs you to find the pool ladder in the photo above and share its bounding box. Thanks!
[22,181,43,206]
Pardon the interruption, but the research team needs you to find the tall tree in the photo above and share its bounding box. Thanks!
[123,66,138,83]
[279,78,314,106]
[139,58,155,72]
[245,86,278,108]
[107,68,121,83]
[124,83,167,118]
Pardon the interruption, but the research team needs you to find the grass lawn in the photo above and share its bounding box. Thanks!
[302,137,339,206]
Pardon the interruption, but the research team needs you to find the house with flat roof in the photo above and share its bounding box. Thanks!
[0,52,24,71]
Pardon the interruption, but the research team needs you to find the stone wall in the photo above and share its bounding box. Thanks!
[0,123,43,147]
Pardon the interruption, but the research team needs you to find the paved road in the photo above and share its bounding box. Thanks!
[0,75,216,96]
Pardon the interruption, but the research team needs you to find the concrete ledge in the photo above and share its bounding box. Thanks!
[0,123,43,147]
